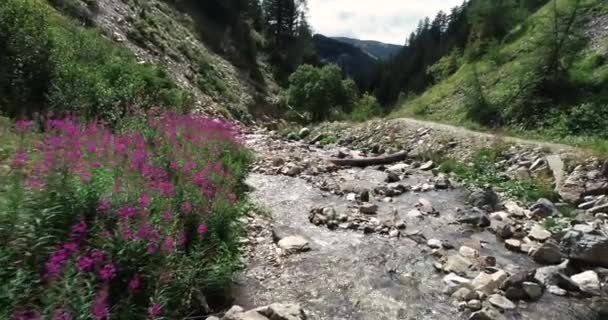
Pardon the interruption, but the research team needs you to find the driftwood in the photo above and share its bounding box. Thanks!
[328,150,409,167]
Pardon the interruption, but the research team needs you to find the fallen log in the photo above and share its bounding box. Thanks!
[327,150,410,167]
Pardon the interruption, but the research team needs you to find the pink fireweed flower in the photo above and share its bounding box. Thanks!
[197,224,208,237]
[62,243,79,253]
[139,193,151,209]
[146,244,158,255]
[71,220,87,237]
[91,285,109,320]
[128,275,141,294]
[117,207,137,219]
[12,310,40,320]
[52,310,72,320]
[148,304,161,319]
[162,238,174,253]
[98,263,116,282]
[97,199,111,213]
[11,152,29,169]
[180,202,193,215]
[90,249,105,263]
[15,120,34,133]
[161,210,173,222]
[76,256,94,273]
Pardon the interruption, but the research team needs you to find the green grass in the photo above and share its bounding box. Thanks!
[436,147,559,204]
[389,0,608,156]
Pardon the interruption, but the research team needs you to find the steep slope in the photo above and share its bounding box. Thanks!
[333,36,402,60]
[390,0,608,151]
[312,34,379,90]
[49,0,280,120]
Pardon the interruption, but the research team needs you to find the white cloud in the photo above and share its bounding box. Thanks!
[307,0,464,45]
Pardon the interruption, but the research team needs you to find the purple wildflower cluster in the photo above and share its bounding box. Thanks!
[9,111,248,319]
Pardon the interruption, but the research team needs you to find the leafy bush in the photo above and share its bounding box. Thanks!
[351,94,383,122]
[287,64,358,122]
[0,0,192,123]
[0,111,251,319]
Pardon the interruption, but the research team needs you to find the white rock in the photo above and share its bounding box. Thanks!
[443,273,472,293]
[488,294,516,310]
[529,224,552,241]
[346,193,357,201]
[548,285,567,296]
[459,246,480,258]
[444,255,473,275]
[505,239,522,251]
[427,239,443,249]
[420,160,434,171]
[277,236,310,253]
[571,270,601,295]
[466,299,482,311]
[472,270,508,295]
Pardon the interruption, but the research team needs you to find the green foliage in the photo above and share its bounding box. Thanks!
[427,49,463,83]
[0,114,251,319]
[288,64,358,122]
[464,64,502,126]
[438,146,558,203]
[0,0,191,123]
[351,94,383,122]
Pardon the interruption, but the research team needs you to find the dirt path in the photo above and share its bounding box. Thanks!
[390,118,579,154]
[231,129,600,320]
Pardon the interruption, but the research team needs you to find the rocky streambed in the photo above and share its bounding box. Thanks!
[213,126,608,320]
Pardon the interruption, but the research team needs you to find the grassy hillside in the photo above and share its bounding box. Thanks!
[391,0,608,153]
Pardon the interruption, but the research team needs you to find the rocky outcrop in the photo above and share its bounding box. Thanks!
[560,231,608,267]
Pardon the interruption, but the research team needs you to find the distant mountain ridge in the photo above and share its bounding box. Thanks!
[311,34,379,90]
[332,37,402,61]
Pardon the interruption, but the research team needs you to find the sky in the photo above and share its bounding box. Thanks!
[307,0,463,45]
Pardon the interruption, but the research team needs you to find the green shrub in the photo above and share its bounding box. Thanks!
[351,94,383,122]
[1,113,251,319]
[0,0,192,124]
[287,64,358,122]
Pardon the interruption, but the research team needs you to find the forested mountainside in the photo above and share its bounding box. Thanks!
[0,0,316,122]
[333,37,403,61]
[312,34,379,91]
[373,0,608,152]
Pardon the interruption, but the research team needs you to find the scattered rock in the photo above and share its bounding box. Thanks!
[359,203,378,215]
[571,270,601,295]
[472,270,508,295]
[469,307,507,320]
[522,281,543,301]
[452,287,477,301]
[457,208,491,227]
[443,273,472,293]
[505,239,522,251]
[417,198,436,214]
[420,160,435,171]
[277,236,310,253]
[560,231,608,267]
[530,198,559,219]
[444,255,473,275]
[427,239,443,249]
[534,260,571,286]
[488,294,516,310]
[530,240,562,265]
[548,285,567,296]
[467,300,483,311]
[528,225,552,242]
[504,201,528,218]
[459,246,480,258]
[469,188,500,211]
[434,173,451,189]
[386,172,400,183]
[299,128,310,139]
[255,303,307,320]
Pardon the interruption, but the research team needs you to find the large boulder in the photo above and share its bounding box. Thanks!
[468,188,500,211]
[560,231,608,267]
[559,165,608,204]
